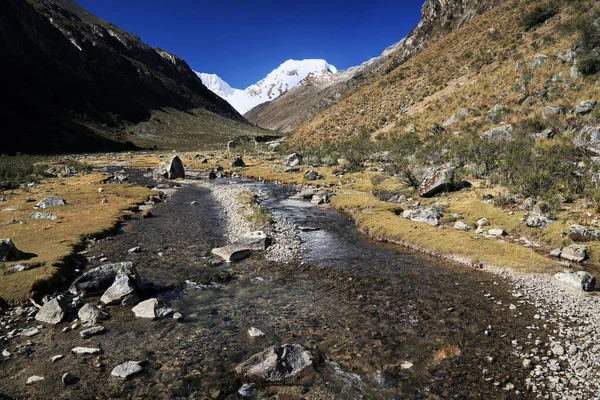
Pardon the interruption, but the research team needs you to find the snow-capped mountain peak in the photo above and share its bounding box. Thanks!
[196,59,337,114]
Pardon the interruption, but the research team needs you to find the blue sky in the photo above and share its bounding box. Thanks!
[78,0,424,89]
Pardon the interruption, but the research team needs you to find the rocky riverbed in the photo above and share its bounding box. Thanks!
[1,166,600,399]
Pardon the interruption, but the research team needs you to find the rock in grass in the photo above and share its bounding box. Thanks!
[418,166,461,197]
[71,347,101,355]
[304,170,319,181]
[235,344,313,383]
[230,156,245,168]
[480,124,514,142]
[80,326,105,338]
[284,153,302,167]
[0,238,23,261]
[30,211,57,220]
[453,221,471,231]
[526,214,554,229]
[488,228,507,237]
[70,262,139,296]
[35,196,66,209]
[111,361,143,379]
[576,100,596,114]
[568,224,600,242]
[211,245,251,262]
[35,298,66,325]
[561,244,588,262]
[552,271,595,294]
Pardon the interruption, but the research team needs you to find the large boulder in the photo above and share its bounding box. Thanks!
[211,245,251,262]
[69,262,139,296]
[284,153,302,167]
[235,344,313,383]
[35,196,66,209]
[0,238,23,261]
[480,124,514,142]
[568,224,600,242]
[304,170,320,181]
[526,214,554,229]
[100,275,139,306]
[406,206,443,226]
[552,271,596,294]
[35,298,66,325]
[561,244,588,262]
[153,156,185,180]
[418,166,461,197]
[233,231,270,251]
[573,125,600,155]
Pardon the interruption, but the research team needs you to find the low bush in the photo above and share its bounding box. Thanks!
[521,3,559,31]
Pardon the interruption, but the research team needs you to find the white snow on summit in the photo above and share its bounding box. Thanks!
[196,59,337,114]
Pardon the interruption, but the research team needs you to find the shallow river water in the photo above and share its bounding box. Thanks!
[0,173,548,399]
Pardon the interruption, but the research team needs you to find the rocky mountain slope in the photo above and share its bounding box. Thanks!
[244,0,505,133]
[197,59,337,114]
[0,0,263,154]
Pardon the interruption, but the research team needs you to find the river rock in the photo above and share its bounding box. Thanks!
[71,347,101,355]
[26,376,44,384]
[0,238,23,261]
[576,100,596,114]
[62,372,75,385]
[35,298,66,325]
[248,327,265,337]
[78,304,109,326]
[311,191,333,205]
[35,196,66,209]
[80,326,105,338]
[101,275,138,306]
[568,224,600,242]
[153,156,185,180]
[70,262,139,296]
[21,327,40,337]
[480,124,514,142]
[284,153,302,167]
[290,188,318,200]
[418,166,457,197]
[173,312,184,322]
[560,244,588,262]
[233,231,269,251]
[211,245,251,262]
[30,211,57,220]
[131,298,172,319]
[235,344,313,383]
[552,271,595,294]
[526,214,554,229]
[230,156,245,168]
[111,361,143,379]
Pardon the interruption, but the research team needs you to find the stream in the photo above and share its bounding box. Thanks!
[0,172,546,399]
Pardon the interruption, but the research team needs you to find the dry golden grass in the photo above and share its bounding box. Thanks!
[0,173,151,304]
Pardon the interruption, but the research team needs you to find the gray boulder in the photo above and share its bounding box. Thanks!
[311,190,333,205]
[233,231,269,251]
[526,214,554,229]
[80,326,105,338]
[443,114,457,127]
[227,141,236,151]
[576,100,596,115]
[78,304,109,326]
[100,275,139,306]
[480,124,514,142]
[290,188,318,200]
[111,361,143,379]
[35,298,66,325]
[532,54,548,68]
[453,221,471,231]
[235,344,313,383]
[568,224,600,242]
[304,170,319,181]
[284,153,302,167]
[418,166,460,197]
[230,156,245,168]
[561,244,588,262]
[542,105,563,117]
[30,212,57,220]
[211,245,251,262]
[573,125,600,155]
[69,262,139,296]
[35,196,66,209]
[0,238,23,261]
[408,206,443,226]
[131,298,172,319]
[153,156,185,180]
[552,271,596,294]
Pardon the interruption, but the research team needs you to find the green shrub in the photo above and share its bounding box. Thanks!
[0,155,48,189]
[521,4,559,31]
[577,52,600,75]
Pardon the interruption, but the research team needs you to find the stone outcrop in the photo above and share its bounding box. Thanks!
[0,238,23,262]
